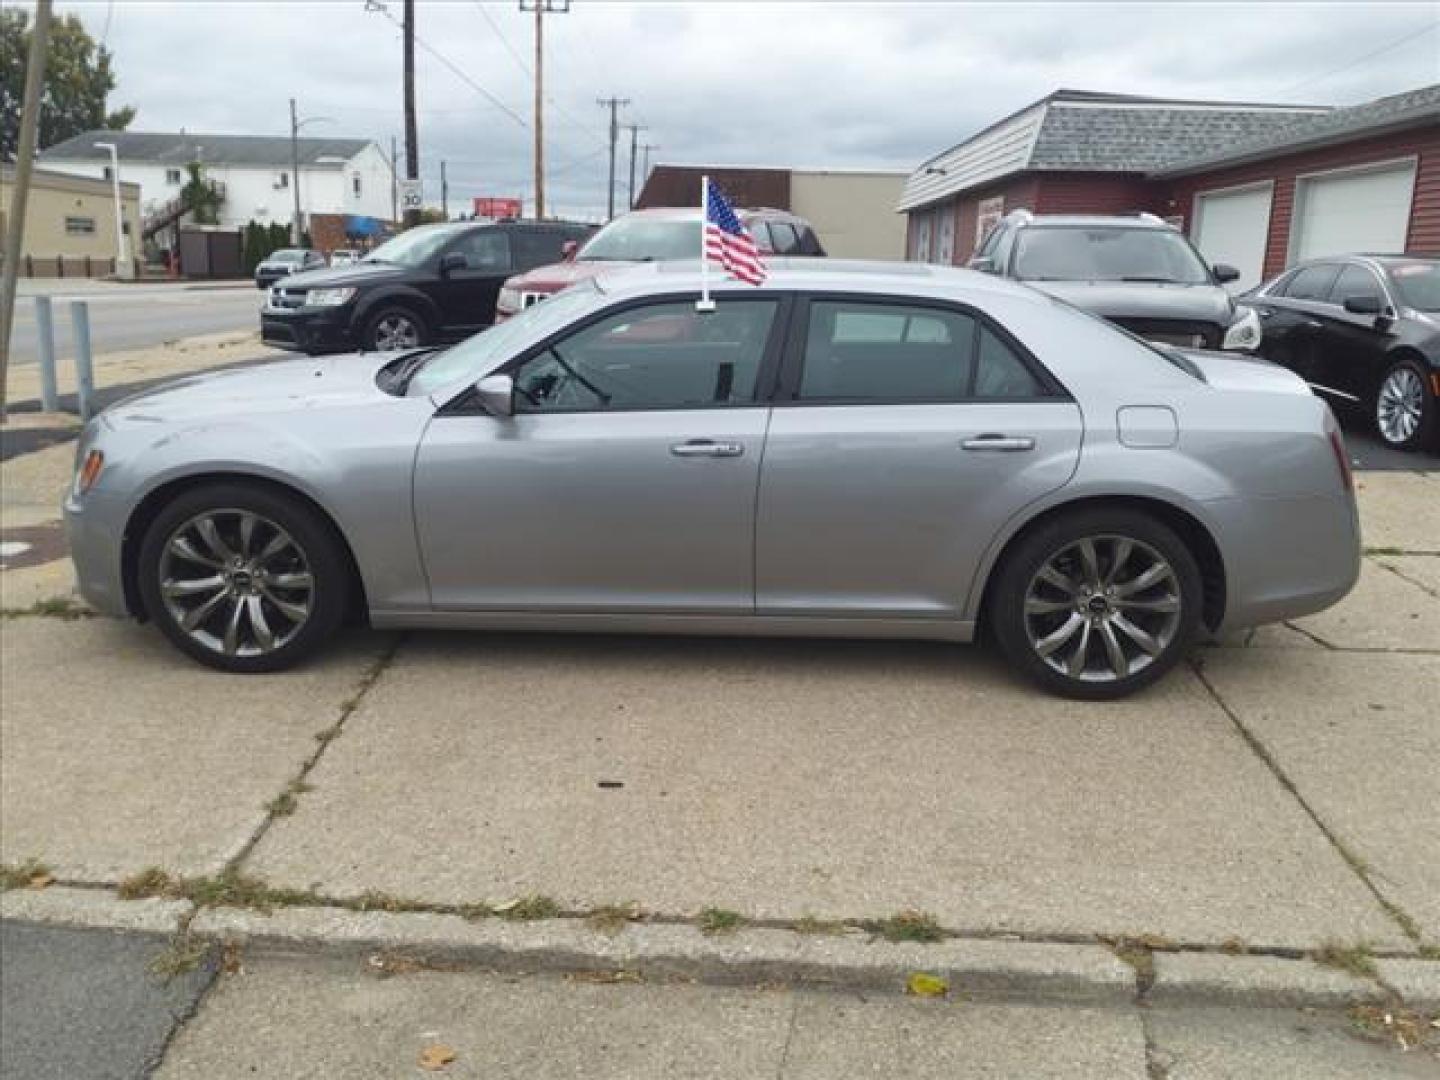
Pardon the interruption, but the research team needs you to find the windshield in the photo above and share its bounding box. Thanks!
[1013,227,1211,285]
[363,225,455,268]
[1387,261,1440,312]
[579,218,702,262]
[405,282,602,397]
[270,249,307,263]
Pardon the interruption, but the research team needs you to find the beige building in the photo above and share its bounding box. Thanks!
[0,165,142,277]
[635,164,909,260]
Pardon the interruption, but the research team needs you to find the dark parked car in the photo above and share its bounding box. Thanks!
[260,220,595,355]
[1241,255,1440,451]
[254,248,327,289]
[968,211,1262,353]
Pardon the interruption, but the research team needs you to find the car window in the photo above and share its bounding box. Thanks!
[974,325,1044,397]
[511,229,571,269]
[1386,261,1440,312]
[1012,226,1210,284]
[795,227,825,256]
[798,301,977,402]
[747,221,774,253]
[975,222,1005,261]
[449,230,512,272]
[1282,263,1341,302]
[514,299,777,413]
[991,225,1018,273]
[768,222,800,255]
[1327,264,1383,307]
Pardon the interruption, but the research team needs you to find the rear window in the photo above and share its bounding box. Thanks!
[1386,261,1440,312]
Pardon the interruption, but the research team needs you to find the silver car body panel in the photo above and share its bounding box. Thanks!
[64,259,1360,645]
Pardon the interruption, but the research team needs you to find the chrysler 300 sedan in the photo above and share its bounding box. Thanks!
[64,261,1360,699]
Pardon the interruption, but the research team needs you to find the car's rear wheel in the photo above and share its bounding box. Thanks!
[1374,358,1435,451]
[990,508,1204,700]
[363,306,428,352]
[137,483,349,673]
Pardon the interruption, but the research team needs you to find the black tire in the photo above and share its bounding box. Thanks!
[362,305,429,352]
[1373,357,1437,452]
[989,507,1205,700]
[137,482,350,673]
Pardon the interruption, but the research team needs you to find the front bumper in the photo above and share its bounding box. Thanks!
[260,308,355,353]
[63,488,133,618]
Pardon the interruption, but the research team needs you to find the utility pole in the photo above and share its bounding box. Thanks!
[389,135,399,223]
[624,123,646,210]
[402,0,420,227]
[520,1,570,219]
[440,160,449,220]
[640,142,659,183]
[289,98,303,244]
[0,0,53,417]
[597,96,629,221]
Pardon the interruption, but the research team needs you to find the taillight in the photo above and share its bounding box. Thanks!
[1328,429,1353,493]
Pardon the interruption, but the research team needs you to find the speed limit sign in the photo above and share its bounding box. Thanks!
[399,179,423,210]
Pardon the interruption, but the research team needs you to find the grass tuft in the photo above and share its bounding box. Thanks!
[148,935,210,980]
[587,902,644,933]
[498,894,561,922]
[0,859,53,891]
[698,907,746,935]
[0,598,93,620]
[860,910,944,944]
[1313,940,1379,979]
[117,867,177,900]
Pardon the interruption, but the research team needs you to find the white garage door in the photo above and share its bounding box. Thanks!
[1191,184,1272,292]
[1292,161,1416,262]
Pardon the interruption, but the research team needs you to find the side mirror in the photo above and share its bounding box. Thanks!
[968,256,995,274]
[1342,294,1382,315]
[475,373,514,417]
[561,240,579,262]
[1212,264,1241,284]
[439,251,467,276]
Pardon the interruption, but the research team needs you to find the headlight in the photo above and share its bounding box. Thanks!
[305,287,357,308]
[1223,305,1262,351]
[497,287,521,313]
[73,449,104,497]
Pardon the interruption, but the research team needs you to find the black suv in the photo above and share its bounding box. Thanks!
[260,219,595,355]
[968,211,1262,353]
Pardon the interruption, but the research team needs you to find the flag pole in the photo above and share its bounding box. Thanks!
[696,174,715,312]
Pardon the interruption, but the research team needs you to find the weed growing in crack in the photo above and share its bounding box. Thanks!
[587,903,644,933]
[698,907,746,935]
[148,935,210,980]
[1313,941,1379,979]
[861,911,944,944]
[0,859,53,891]
[499,895,562,921]
[0,598,93,620]
[117,867,177,900]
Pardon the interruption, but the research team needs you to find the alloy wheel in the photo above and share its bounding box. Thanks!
[1376,366,1424,446]
[373,314,420,351]
[1022,534,1183,683]
[158,509,314,658]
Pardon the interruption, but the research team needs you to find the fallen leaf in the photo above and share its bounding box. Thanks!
[906,972,949,998]
[28,873,55,890]
[418,1044,457,1071]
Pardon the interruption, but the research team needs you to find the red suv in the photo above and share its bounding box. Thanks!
[495,206,824,319]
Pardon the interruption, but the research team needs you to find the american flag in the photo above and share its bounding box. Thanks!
[704,182,767,285]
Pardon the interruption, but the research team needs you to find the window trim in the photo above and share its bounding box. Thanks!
[773,291,1071,407]
[438,291,797,416]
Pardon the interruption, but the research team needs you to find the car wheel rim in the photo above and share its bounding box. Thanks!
[1376,368,1424,445]
[374,315,419,351]
[1023,535,1183,683]
[159,510,314,658]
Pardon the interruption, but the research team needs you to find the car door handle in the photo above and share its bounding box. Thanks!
[670,439,745,458]
[961,434,1035,453]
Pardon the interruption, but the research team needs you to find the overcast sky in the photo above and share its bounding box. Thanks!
[31,0,1440,219]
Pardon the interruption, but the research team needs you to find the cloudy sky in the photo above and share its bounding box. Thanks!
[31,0,1440,219]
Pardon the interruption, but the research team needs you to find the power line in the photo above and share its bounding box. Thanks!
[1278,20,1439,95]
[473,1,532,77]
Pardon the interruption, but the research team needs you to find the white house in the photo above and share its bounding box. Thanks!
[37,130,395,236]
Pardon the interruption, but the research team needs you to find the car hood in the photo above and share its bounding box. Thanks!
[1026,281,1236,324]
[106,353,397,425]
[505,259,615,292]
[270,261,409,289]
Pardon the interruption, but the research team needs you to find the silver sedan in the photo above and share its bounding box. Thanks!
[64,260,1360,698]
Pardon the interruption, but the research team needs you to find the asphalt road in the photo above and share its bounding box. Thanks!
[0,921,216,1080]
[7,284,263,366]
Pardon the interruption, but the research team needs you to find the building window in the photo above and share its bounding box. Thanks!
[352,173,362,197]
[102,165,113,180]
[165,168,182,185]
[277,172,290,189]
[65,216,97,235]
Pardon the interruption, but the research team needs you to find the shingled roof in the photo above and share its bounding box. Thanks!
[1152,82,1440,177]
[899,89,1326,212]
[39,130,373,168]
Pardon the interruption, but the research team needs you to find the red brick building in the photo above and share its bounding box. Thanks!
[900,85,1440,289]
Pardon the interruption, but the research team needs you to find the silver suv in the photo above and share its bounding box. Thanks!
[969,211,1262,353]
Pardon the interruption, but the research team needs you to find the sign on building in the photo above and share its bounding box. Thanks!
[473,197,523,220]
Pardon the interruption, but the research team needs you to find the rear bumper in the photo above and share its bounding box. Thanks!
[260,309,355,353]
[1207,491,1361,630]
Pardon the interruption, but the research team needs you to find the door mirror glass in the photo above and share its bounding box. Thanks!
[439,251,467,276]
[968,256,995,274]
[1212,263,1241,284]
[475,373,514,417]
[1342,294,1382,315]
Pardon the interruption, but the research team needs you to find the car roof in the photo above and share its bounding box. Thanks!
[1018,214,1174,230]
[605,206,809,224]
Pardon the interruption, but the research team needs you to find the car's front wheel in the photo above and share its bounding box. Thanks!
[990,508,1204,700]
[363,306,428,352]
[137,483,350,673]
[1374,357,1436,451]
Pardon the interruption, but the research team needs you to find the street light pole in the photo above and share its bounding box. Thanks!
[93,142,131,277]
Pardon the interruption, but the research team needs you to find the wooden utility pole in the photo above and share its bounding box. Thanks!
[389,135,399,223]
[0,0,53,418]
[402,0,420,227]
[597,96,629,221]
[640,142,660,188]
[624,123,646,210]
[440,160,449,219]
[520,1,569,220]
[289,98,303,244]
